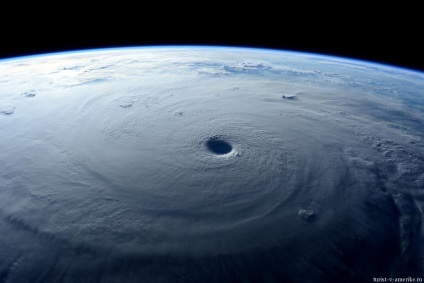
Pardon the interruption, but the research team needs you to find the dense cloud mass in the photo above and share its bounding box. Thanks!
[0,47,423,282]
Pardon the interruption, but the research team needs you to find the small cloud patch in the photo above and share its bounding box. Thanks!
[0,105,16,115]
[298,209,315,221]
[21,90,36,97]
[282,94,297,100]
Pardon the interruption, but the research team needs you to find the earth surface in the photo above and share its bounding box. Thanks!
[0,47,423,282]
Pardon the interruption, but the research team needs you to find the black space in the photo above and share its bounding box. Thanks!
[1,10,422,72]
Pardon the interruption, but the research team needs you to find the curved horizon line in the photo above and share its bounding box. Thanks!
[0,44,423,75]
